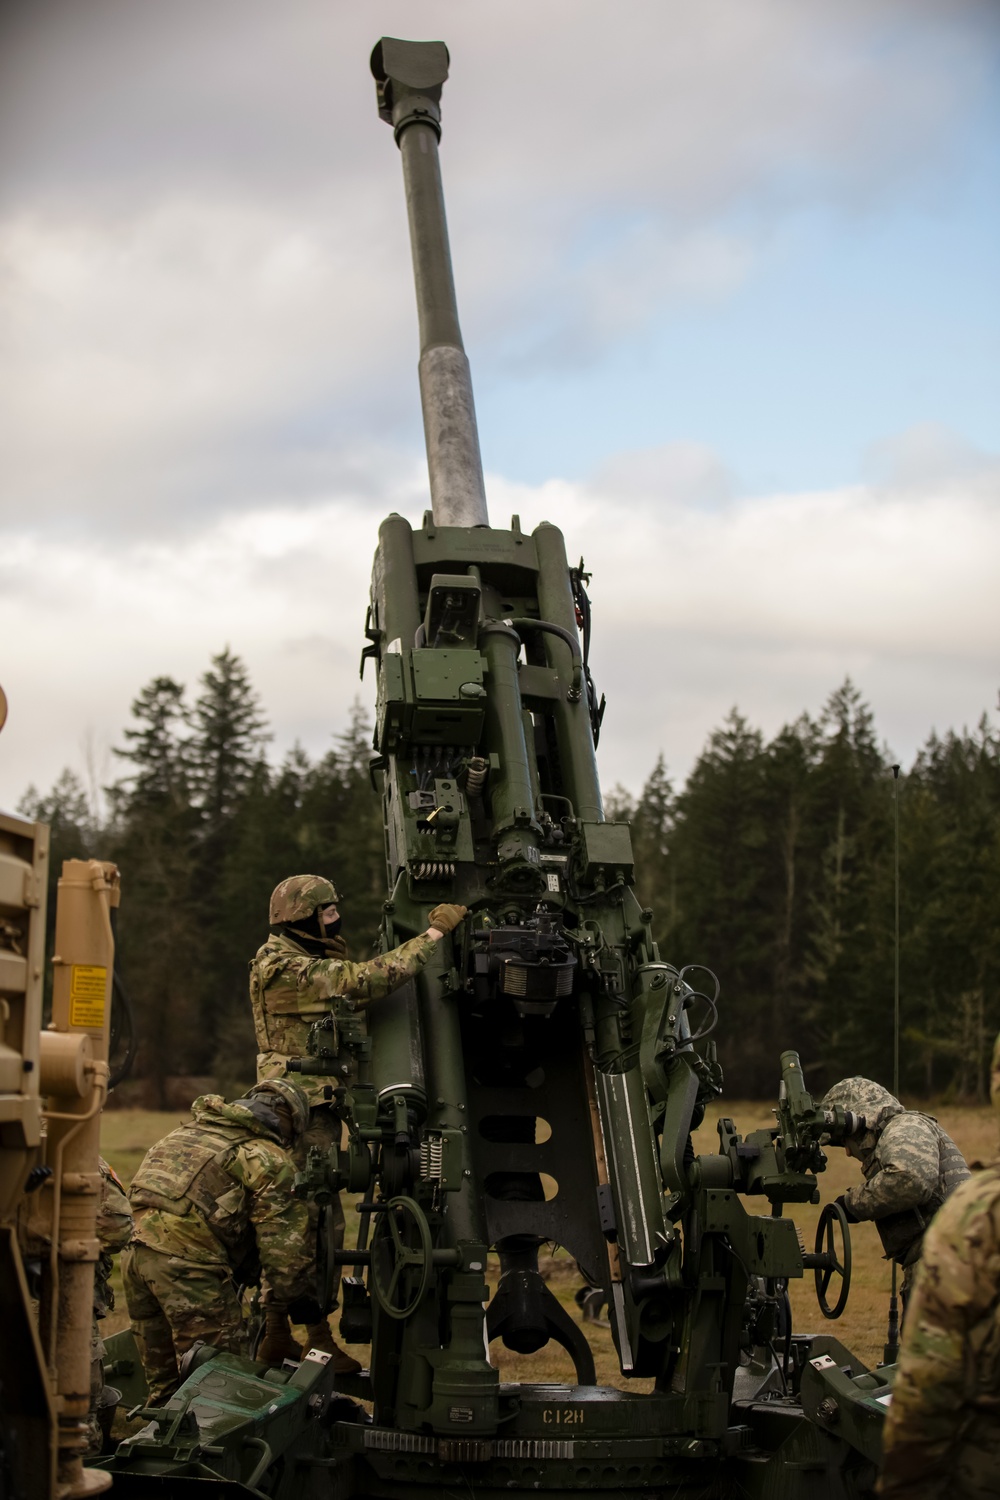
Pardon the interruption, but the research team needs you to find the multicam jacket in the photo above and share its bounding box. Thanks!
[128,1094,314,1304]
[878,1039,1000,1498]
[822,1078,969,1265]
[250,929,437,1106]
[95,1156,132,1317]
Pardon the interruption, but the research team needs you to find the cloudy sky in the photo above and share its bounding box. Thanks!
[1,0,997,814]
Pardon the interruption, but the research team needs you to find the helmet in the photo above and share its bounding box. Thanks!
[247,1078,310,1141]
[269,875,339,925]
[821,1077,902,1143]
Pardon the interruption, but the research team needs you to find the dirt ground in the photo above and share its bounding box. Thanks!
[98,1100,998,1388]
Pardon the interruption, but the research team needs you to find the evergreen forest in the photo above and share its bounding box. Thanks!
[18,651,1000,1104]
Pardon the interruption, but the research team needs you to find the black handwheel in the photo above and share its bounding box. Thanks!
[814,1201,852,1319]
[370,1195,432,1321]
[316,1202,339,1315]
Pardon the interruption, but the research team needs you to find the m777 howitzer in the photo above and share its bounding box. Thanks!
[98,38,896,1500]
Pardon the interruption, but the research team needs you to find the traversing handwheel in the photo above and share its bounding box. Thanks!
[316,1202,339,1315]
[370,1195,432,1321]
[814,1201,852,1319]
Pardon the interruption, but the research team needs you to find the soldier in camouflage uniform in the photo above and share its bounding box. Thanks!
[878,1033,1000,1498]
[86,1157,133,1452]
[122,1079,319,1404]
[250,873,467,1369]
[822,1076,969,1301]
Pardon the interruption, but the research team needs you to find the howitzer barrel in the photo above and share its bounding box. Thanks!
[372,37,489,529]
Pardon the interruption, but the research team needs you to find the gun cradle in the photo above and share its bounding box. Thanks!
[337,502,884,1479]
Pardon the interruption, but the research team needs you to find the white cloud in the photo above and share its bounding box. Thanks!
[0,200,418,527]
[865,422,1000,491]
[0,3,995,810]
[5,0,984,212]
[1,0,994,532]
[2,443,996,809]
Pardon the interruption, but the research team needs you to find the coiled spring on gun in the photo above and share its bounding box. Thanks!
[419,1136,444,1181]
[464,757,488,797]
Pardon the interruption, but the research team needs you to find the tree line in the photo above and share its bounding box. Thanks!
[19,656,1000,1102]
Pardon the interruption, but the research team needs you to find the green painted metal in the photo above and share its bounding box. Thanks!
[371,38,488,527]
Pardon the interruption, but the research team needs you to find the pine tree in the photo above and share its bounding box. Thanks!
[104,674,201,1105]
[757,715,821,1053]
[110,676,189,812]
[182,650,272,1080]
[18,768,95,844]
[629,756,674,942]
[189,649,270,832]
[669,709,775,1090]
[804,681,891,1083]
[17,656,1000,1104]
[904,710,1000,1098]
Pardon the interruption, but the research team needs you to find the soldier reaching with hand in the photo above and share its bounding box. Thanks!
[821,1076,969,1306]
[122,1079,319,1405]
[250,874,468,1369]
[878,1032,1000,1498]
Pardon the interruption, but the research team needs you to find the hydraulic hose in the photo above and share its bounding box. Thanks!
[502,617,583,699]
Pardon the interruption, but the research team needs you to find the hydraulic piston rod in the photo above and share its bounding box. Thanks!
[372,38,489,529]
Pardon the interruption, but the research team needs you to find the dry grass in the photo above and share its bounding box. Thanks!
[98,1102,998,1383]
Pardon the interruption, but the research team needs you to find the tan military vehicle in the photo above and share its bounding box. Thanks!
[0,684,121,1498]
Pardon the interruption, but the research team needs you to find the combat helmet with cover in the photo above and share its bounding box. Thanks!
[821,1076,904,1151]
[269,874,340,925]
[242,1078,310,1142]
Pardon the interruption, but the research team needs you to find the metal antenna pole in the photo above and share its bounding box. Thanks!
[883,763,902,1365]
[893,764,901,1098]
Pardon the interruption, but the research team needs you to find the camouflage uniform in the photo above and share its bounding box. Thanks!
[250,930,438,1102]
[250,876,437,1313]
[822,1077,969,1295]
[122,1094,315,1404]
[878,1036,1000,1498]
[86,1158,133,1452]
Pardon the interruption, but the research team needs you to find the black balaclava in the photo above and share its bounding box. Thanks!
[271,905,343,957]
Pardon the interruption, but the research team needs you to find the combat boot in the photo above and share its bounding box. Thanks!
[257,1306,303,1366]
[304,1321,362,1375]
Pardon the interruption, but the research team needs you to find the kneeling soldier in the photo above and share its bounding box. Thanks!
[122,1079,319,1405]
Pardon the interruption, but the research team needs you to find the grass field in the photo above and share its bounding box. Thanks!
[98,1100,998,1387]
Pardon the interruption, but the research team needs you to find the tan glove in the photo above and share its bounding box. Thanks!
[427,903,469,935]
[323,935,348,959]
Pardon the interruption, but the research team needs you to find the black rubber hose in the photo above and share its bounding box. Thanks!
[502,617,583,697]
[107,968,138,1091]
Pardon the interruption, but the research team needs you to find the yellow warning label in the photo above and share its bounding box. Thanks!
[69,965,108,1028]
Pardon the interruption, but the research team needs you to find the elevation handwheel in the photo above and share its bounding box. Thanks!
[370,1195,433,1321]
[813,1201,852,1319]
[316,1202,339,1315]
